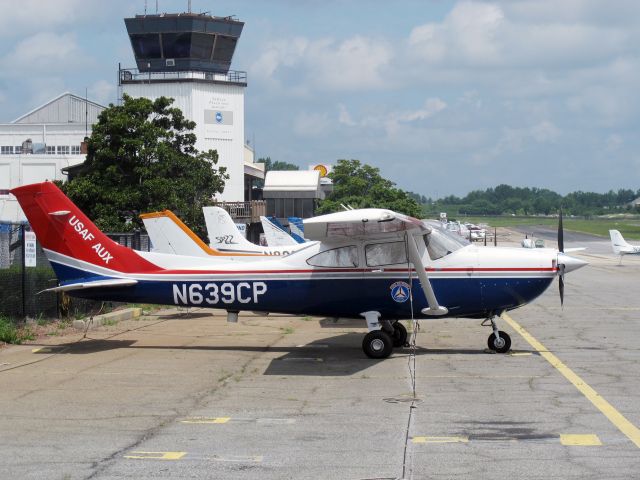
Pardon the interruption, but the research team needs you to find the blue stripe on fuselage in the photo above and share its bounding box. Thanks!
[63,272,554,320]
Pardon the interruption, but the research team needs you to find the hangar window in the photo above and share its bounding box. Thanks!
[365,241,408,267]
[307,246,358,268]
[1,146,13,154]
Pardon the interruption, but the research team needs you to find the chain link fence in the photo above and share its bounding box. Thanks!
[0,223,150,322]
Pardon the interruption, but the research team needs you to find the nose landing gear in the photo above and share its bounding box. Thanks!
[484,316,511,353]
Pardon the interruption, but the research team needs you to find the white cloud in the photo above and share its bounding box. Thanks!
[251,35,393,91]
[605,133,623,151]
[2,32,92,75]
[0,0,106,37]
[409,2,504,66]
[293,111,331,138]
[88,80,116,106]
[408,1,630,69]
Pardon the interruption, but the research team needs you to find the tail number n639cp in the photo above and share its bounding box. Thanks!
[173,282,267,306]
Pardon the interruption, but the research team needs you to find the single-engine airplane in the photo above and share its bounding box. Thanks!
[610,229,640,264]
[11,182,587,359]
[260,215,299,247]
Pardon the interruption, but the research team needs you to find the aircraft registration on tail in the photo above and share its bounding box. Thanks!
[11,182,587,359]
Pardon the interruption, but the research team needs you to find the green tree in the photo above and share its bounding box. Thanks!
[317,159,422,217]
[63,94,228,239]
[257,157,299,171]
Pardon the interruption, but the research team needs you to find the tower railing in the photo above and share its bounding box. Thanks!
[119,67,247,85]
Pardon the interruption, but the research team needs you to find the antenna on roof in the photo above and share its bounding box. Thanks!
[188,0,191,13]
[156,0,158,14]
[144,0,147,15]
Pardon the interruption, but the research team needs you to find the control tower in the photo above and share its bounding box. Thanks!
[119,11,249,201]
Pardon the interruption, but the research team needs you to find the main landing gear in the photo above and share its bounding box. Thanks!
[361,312,409,359]
[484,316,511,353]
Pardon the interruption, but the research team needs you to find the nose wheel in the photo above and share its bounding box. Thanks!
[484,316,511,353]
[487,331,511,353]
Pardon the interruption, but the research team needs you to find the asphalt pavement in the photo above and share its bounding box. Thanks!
[1,240,639,479]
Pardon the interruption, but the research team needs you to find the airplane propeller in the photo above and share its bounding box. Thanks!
[558,207,565,306]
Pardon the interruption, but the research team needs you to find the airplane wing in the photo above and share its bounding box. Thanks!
[303,208,428,241]
[41,278,138,294]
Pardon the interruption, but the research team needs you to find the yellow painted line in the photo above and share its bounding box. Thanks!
[124,451,186,460]
[560,434,602,446]
[181,417,230,424]
[412,436,469,444]
[503,313,640,448]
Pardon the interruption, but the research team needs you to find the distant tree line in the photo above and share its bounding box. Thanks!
[422,184,639,216]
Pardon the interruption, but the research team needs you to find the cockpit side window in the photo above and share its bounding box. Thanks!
[365,241,408,266]
[306,245,359,267]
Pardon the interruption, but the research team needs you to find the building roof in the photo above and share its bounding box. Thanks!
[263,170,323,199]
[12,92,106,125]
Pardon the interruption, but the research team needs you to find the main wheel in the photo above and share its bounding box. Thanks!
[487,331,511,353]
[391,321,408,348]
[362,330,394,359]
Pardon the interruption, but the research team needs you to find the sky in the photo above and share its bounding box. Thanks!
[0,0,639,198]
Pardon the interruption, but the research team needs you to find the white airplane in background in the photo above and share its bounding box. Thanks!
[199,206,311,256]
[610,230,640,264]
[140,210,271,260]
[260,215,300,247]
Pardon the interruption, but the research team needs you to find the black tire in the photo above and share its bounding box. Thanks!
[487,331,511,353]
[362,330,394,359]
[391,321,408,348]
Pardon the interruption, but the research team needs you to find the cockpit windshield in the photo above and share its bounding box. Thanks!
[422,221,469,260]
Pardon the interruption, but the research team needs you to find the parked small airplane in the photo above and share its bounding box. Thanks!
[11,182,587,359]
[288,217,306,243]
[202,206,307,256]
[609,230,640,264]
[260,215,299,247]
[141,210,266,259]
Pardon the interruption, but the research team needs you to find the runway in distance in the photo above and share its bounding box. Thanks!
[11,182,587,359]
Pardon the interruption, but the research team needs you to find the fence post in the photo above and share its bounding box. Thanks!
[494,227,497,247]
[20,224,26,320]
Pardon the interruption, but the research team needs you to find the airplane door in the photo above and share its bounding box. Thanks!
[361,239,416,317]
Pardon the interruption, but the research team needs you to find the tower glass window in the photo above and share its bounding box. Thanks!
[212,36,237,64]
[162,32,192,58]
[130,34,162,58]
[191,33,214,60]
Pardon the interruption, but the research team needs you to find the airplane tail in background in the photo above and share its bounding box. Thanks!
[609,229,630,255]
[202,206,257,252]
[260,216,298,247]
[141,210,214,257]
[287,216,306,244]
[9,182,158,285]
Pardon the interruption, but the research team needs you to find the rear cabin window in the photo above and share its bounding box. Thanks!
[365,241,408,267]
[306,246,359,268]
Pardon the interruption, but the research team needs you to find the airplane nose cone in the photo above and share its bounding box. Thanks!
[558,253,588,273]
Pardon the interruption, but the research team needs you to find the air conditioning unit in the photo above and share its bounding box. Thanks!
[166,59,175,67]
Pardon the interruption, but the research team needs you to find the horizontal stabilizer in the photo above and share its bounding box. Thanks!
[41,278,138,294]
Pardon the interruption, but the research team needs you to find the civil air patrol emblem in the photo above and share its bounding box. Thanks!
[216,111,223,123]
[390,281,410,303]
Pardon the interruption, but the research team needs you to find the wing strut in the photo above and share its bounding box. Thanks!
[406,233,448,316]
